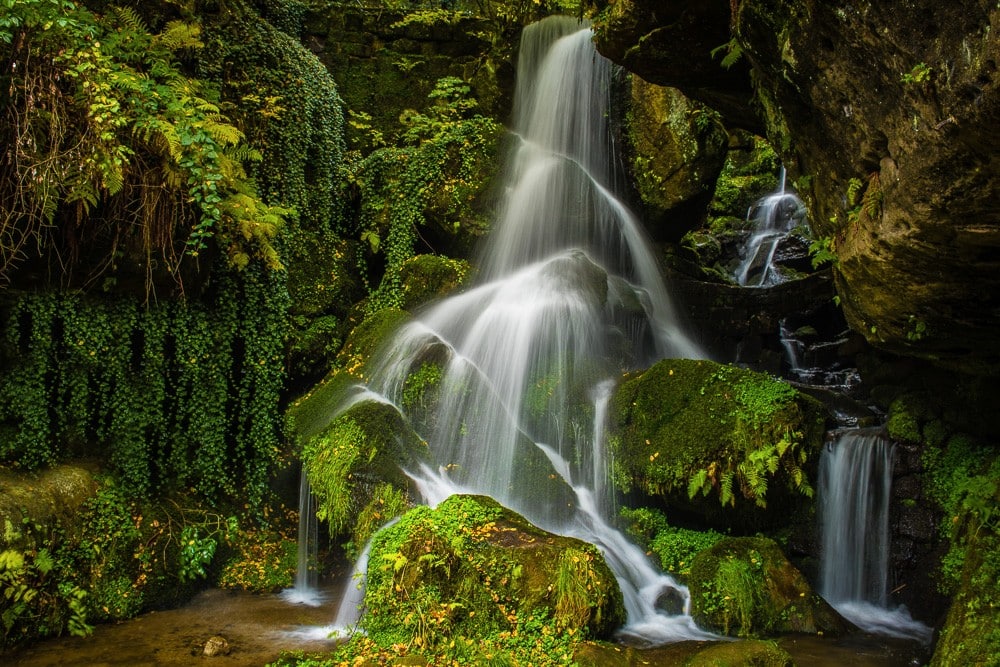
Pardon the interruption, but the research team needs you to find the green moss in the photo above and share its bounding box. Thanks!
[931,532,1000,666]
[362,495,625,651]
[687,537,846,638]
[302,400,424,537]
[684,639,793,667]
[619,507,723,578]
[609,359,825,512]
[399,254,472,310]
[886,393,931,443]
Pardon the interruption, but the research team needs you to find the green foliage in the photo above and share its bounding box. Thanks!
[901,62,933,84]
[922,435,1000,593]
[217,505,298,593]
[710,38,744,69]
[613,361,817,509]
[0,284,285,507]
[197,0,345,243]
[0,0,289,288]
[348,76,501,313]
[808,236,838,269]
[620,507,724,577]
[302,416,367,535]
[699,551,765,637]
[0,547,91,648]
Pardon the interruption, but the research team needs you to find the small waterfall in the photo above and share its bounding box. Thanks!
[819,429,932,642]
[735,166,805,287]
[281,470,322,606]
[322,16,712,645]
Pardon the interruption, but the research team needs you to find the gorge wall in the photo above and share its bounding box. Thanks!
[591,0,1000,378]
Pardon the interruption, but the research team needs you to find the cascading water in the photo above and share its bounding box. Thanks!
[328,15,713,644]
[819,429,932,642]
[281,470,322,606]
[734,167,806,287]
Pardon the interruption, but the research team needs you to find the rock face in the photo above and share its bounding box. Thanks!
[626,80,728,236]
[593,1,1000,376]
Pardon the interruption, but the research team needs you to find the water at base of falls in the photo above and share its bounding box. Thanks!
[280,471,324,607]
[320,15,713,645]
[819,429,932,644]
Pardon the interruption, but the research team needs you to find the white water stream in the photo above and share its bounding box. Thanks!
[819,429,932,643]
[734,167,806,287]
[317,16,714,644]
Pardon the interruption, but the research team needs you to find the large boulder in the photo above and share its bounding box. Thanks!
[593,0,1000,376]
[608,358,827,530]
[362,495,626,647]
[688,537,852,638]
[626,80,728,236]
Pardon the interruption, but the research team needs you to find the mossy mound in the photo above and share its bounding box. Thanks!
[609,359,827,529]
[688,537,850,638]
[399,254,472,311]
[363,495,626,648]
[0,464,98,551]
[301,399,425,541]
[285,307,411,442]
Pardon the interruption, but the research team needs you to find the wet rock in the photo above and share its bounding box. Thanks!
[203,635,230,657]
[687,536,852,638]
[362,495,626,644]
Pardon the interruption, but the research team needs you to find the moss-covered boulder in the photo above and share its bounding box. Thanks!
[688,537,851,638]
[627,79,727,236]
[609,359,827,529]
[399,254,472,311]
[363,495,626,647]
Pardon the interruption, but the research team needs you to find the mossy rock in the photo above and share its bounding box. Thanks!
[399,254,472,310]
[286,307,411,442]
[363,495,626,646]
[627,79,728,233]
[302,399,426,537]
[684,639,793,666]
[0,464,98,552]
[608,358,827,530]
[688,537,850,639]
[930,531,1000,666]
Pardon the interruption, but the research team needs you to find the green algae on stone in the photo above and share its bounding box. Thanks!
[685,639,793,667]
[609,359,826,519]
[362,495,625,648]
[688,537,849,639]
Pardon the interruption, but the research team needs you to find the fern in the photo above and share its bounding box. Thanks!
[846,177,864,207]
[155,21,203,52]
[862,172,883,219]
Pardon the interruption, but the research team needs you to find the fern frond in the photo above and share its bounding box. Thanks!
[201,118,243,146]
[112,6,148,34]
[155,21,204,52]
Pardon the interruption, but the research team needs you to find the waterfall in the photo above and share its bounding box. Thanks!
[734,166,805,287]
[819,429,932,642]
[281,470,323,606]
[326,15,714,645]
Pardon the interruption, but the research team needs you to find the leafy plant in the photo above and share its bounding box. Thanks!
[901,62,932,84]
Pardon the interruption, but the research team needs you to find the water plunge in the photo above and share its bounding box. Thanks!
[819,429,932,642]
[327,16,712,644]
